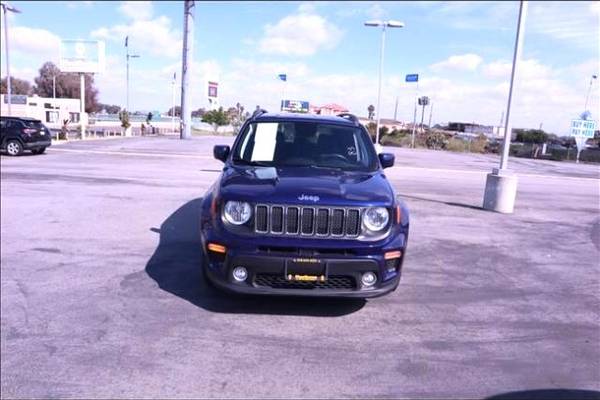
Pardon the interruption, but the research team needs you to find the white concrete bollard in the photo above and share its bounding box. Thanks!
[483,169,518,214]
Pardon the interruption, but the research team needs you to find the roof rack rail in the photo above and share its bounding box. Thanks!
[251,108,269,118]
[336,113,359,125]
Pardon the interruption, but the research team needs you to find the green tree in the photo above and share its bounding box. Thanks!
[146,112,153,124]
[367,104,375,120]
[118,110,131,129]
[0,77,33,95]
[33,62,100,113]
[98,103,121,114]
[202,107,230,133]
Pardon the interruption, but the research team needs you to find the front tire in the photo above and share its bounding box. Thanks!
[6,140,23,156]
[31,147,46,155]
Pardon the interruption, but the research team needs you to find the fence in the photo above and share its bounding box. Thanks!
[49,126,175,140]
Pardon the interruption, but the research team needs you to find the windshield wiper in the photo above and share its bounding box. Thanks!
[232,158,272,167]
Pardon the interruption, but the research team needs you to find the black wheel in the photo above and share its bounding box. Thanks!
[5,140,23,156]
[31,147,46,155]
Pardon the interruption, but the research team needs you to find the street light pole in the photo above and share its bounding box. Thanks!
[180,0,195,139]
[584,74,597,112]
[483,0,528,214]
[364,20,404,149]
[125,36,140,113]
[1,2,21,116]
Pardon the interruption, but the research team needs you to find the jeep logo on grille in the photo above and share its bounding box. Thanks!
[298,194,320,202]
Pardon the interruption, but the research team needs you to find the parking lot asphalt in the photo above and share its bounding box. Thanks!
[1,136,599,399]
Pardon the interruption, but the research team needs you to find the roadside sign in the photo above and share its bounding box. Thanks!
[208,81,218,98]
[405,74,418,82]
[570,118,596,138]
[281,100,309,113]
[59,40,105,73]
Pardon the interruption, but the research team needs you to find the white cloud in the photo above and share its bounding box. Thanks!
[91,15,181,58]
[258,7,343,56]
[430,53,483,72]
[366,3,386,20]
[482,59,554,80]
[119,1,153,21]
[528,2,599,50]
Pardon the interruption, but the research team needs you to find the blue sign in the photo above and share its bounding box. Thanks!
[405,74,419,82]
[278,74,287,82]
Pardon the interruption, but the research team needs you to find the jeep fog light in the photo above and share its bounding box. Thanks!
[361,272,377,287]
[232,266,248,282]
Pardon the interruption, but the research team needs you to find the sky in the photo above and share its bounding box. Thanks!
[0,0,599,135]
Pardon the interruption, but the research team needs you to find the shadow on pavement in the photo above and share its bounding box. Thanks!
[484,389,600,400]
[145,198,365,317]
[399,193,484,211]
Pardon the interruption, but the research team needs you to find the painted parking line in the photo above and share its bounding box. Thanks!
[49,148,213,159]
[47,148,599,182]
[393,166,600,182]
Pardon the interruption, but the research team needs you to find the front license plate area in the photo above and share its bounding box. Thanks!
[285,258,326,281]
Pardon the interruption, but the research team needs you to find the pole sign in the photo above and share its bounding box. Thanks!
[281,100,309,113]
[405,74,419,82]
[208,81,218,98]
[570,118,596,138]
[570,117,596,162]
[59,40,105,73]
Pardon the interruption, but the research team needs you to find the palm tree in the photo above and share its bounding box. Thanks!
[368,104,375,120]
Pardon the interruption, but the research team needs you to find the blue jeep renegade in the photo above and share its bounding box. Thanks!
[200,110,409,298]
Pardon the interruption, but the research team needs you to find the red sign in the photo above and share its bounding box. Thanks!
[208,81,218,98]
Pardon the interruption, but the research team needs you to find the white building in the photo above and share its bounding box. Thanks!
[0,94,86,129]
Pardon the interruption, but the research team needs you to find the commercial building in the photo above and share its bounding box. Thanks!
[0,94,86,129]
[309,103,349,116]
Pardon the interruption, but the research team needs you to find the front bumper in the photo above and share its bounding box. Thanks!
[202,229,407,298]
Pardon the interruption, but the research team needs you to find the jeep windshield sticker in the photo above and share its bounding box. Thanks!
[251,122,278,162]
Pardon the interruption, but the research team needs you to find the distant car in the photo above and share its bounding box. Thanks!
[0,116,52,156]
[200,110,410,298]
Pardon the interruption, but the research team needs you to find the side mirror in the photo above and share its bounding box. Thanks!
[378,153,395,169]
[213,145,230,163]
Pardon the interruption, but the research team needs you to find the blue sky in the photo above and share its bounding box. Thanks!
[1,1,598,134]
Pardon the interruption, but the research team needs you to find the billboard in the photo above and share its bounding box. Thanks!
[281,100,309,113]
[59,40,106,73]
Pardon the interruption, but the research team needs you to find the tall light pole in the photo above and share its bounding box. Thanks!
[1,2,21,116]
[364,20,404,149]
[584,74,598,113]
[125,36,140,112]
[171,72,176,134]
[483,1,528,214]
[180,0,195,139]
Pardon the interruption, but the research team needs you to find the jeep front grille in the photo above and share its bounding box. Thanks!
[254,204,361,238]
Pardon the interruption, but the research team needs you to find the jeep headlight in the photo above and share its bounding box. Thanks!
[363,207,389,232]
[223,201,252,225]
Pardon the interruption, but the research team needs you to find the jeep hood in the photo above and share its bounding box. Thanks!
[218,166,394,206]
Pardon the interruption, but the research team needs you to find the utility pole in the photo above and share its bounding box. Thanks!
[180,0,195,139]
[394,96,398,121]
[1,2,21,116]
[483,1,528,214]
[411,82,419,148]
[420,100,426,132]
[428,100,433,130]
[584,74,598,112]
[80,73,86,139]
[171,72,176,134]
[125,36,140,113]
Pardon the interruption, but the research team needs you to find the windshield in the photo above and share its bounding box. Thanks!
[232,121,378,171]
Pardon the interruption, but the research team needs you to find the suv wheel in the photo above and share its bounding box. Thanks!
[6,140,23,156]
[31,147,46,155]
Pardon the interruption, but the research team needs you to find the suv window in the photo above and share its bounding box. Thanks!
[22,120,43,129]
[233,121,378,171]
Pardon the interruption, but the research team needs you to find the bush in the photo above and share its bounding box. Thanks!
[425,132,448,150]
[118,110,130,129]
[470,134,488,153]
[446,138,467,152]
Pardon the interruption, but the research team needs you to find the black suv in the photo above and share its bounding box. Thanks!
[0,116,52,156]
